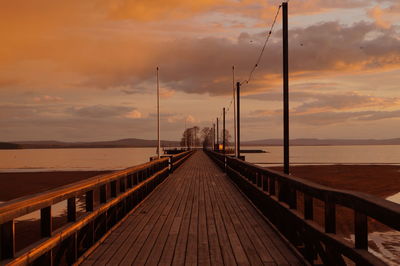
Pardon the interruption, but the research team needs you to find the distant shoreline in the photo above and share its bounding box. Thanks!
[0,145,161,150]
[2,143,400,150]
[2,137,400,149]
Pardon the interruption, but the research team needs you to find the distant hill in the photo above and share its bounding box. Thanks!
[2,138,180,149]
[2,138,400,150]
[0,142,21,149]
[242,138,400,146]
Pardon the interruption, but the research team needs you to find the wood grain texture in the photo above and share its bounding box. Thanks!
[81,151,303,265]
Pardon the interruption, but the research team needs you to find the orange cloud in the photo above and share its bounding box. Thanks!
[368,3,400,29]
[160,88,176,99]
[368,6,391,29]
[33,95,63,103]
[0,0,399,98]
[107,0,227,21]
[125,110,142,119]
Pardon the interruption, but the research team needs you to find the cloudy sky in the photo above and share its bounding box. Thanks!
[0,0,399,142]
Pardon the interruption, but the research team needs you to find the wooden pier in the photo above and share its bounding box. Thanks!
[1,150,399,265]
[81,151,303,265]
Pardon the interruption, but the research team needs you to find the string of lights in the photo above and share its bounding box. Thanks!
[213,3,283,142]
[241,4,282,85]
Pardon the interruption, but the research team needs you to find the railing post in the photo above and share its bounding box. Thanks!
[269,176,275,196]
[325,197,336,234]
[86,190,94,212]
[67,233,78,264]
[111,181,117,197]
[278,181,286,202]
[304,194,313,220]
[262,175,268,191]
[67,197,76,222]
[1,220,15,259]
[289,189,297,209]
[354,211,368,249]
[120,177,126,193]
[85,221,95,250]
[127,174,132,188]
[133,172,138,186]
[100,184,107,203]
[41,206,52,237]
[257,172,262,187]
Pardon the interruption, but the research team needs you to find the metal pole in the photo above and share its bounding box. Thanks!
[213,123,215,150]
[156,67,160,158]
[233,66,237,157]
[283,2,289,174]
[236,82,241,158]
[216,117,219,149]
[223,108,226,154]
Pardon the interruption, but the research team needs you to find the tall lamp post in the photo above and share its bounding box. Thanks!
[216,117,219,150]
[156,67,160,158]
[213,123,215,150]
[282,2,289,174]
[233,66,237,157]
[223,108,226,154]
[236,82,241,158]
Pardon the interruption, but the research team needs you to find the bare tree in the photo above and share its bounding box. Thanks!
[223,129,231,148]
[193,126,200,147]
[180,128,193,148]
[180,126,216,149]
[201,127,213,148]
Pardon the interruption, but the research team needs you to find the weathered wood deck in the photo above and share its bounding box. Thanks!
[81,151,303,265]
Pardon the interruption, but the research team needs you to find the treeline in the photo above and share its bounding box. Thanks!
[180,126,230,148]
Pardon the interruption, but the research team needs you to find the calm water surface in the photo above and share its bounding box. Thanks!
[0,145,400,172]
[0,147,157,172]
[243,145,400,165]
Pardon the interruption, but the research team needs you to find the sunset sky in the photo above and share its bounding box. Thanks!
[1,0,399,142]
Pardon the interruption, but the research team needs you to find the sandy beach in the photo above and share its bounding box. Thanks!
[271,165,400,198]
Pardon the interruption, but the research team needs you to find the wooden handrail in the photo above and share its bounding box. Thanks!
[0,151,194,265]
[226,155,400,230]
[206,149,400,265]
[0,158,168,224]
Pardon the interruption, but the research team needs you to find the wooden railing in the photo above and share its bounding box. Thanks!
[206,150,400,266]
[0,151,193,265]
[161,150,194,172]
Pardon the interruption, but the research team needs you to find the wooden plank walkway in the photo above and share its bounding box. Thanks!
[81,151,304,265]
